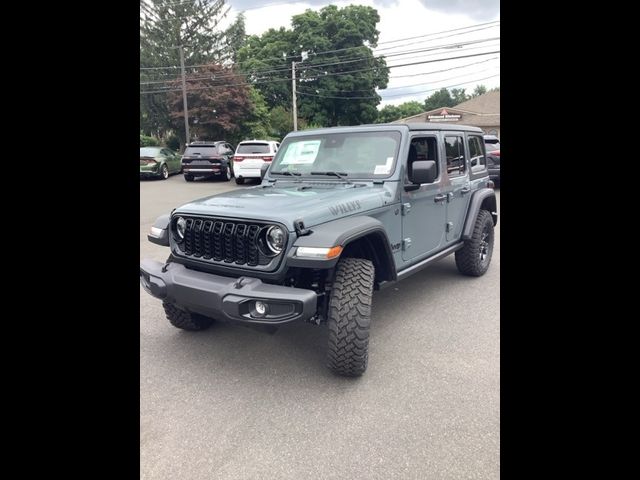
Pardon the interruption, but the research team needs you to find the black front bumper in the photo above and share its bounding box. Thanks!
[140,259,318,325]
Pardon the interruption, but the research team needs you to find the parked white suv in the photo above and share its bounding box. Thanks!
[233,140,280,185]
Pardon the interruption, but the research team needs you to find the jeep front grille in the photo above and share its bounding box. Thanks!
[176,217,274,267]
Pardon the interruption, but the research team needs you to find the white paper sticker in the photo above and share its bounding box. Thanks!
[373,156,395,175]
[280,140,321,165]
[374,164,390,174]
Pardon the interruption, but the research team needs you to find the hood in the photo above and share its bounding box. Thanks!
[173,181,397,230]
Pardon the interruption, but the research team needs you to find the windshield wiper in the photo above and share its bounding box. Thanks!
[269,170,302,183]
[310,171,352,184]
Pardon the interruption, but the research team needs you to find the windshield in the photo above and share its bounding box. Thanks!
[184,146,217,156]
[140,147,161,157]
[237,143,271,154]
[485,142,500,152]
[270,131,401,179]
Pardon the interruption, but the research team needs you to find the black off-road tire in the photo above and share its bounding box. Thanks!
[184,174,194,182]
[235,177,245,185]
[455,209,494,277]
[163,302,214,331]
[327,257,375,377]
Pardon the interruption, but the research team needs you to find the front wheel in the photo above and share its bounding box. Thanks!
[184,174,194,182]
[326,257,375,377]
[235,177,245,185]
[224,166,232,181]
[163,302,214,331]
[455,209,494,276]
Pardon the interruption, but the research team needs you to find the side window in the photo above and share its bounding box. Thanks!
[406,136,438,183]
[468,135,486,172]
[445,136,466,177]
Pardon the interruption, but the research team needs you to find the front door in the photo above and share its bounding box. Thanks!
[442,133,472,242]
[401,134,447,262]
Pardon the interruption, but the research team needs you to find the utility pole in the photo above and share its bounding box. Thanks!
[178,45,190,144]
[291,61,297,131]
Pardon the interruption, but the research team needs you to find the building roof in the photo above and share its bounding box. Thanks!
[453,90,500,114]
[390,90,500,125]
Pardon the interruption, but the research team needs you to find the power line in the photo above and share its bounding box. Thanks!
[296,74,500,100]
[141,56,500,95]
[139,21,499,70]
[140,50,500,94]
[140,37,499,85]
[141,41,500,84]
[297,65,500,94]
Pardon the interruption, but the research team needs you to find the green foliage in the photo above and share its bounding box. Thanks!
[165,134,180,152]
[237,87,272,141]
[268,106,293,139]
[472,85,487,97]
[376,101,424,123]
[140,0,245,142]
[238,4,388,127]
[424,88,455,111]
[140,135,160,147]
[451,88,469,104]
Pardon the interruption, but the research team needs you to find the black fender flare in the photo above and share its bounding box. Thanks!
[462,188,498,240]
[147,214,171,246]
[287,216,397,281]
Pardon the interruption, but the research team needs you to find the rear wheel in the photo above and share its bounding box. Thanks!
[224,166,232,181]
[160,164,169,180]
[455,209,494,276]
[326,257,375,377]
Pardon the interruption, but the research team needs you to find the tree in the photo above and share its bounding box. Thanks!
[238,4,389,127]
[450,88,469,105]
[472,85,487,97]
[423,88,455,111]
[165,64,254,145]
[236,28,297,111]
[140,0,239,141]
[376,105,400,123]
[238,86,272,141]
[375,101,424,123]
[268,106,293,140]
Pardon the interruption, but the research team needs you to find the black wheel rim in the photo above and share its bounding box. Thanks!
[479,225,492,264]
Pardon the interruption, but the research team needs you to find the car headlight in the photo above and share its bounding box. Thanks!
[176,217,186,240]
[265,226,285,254]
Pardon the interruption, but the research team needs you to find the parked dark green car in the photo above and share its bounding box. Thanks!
[140,147,182,180]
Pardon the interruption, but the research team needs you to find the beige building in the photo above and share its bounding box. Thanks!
[392,90,500,138]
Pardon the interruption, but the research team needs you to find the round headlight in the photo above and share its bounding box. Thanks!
[176,217,186,240]
[265,226,285,254]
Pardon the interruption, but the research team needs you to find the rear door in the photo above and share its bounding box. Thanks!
[442,133,471,242]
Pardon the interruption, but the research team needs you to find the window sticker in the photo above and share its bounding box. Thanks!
[280,140,321,165]
[373,156,394,175]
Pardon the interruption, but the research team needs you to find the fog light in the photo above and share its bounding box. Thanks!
[255,301,267,316]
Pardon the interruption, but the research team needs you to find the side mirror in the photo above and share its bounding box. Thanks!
[260,162,270,180]
[410,160,437,184]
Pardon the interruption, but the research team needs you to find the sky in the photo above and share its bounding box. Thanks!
[223,0,500,108]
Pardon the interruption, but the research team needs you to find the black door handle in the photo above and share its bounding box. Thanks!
[434,194,446,203]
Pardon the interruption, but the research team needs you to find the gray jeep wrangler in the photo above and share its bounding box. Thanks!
[140,123,497,376]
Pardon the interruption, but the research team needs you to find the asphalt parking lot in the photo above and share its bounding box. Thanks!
[140,173,500,480]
